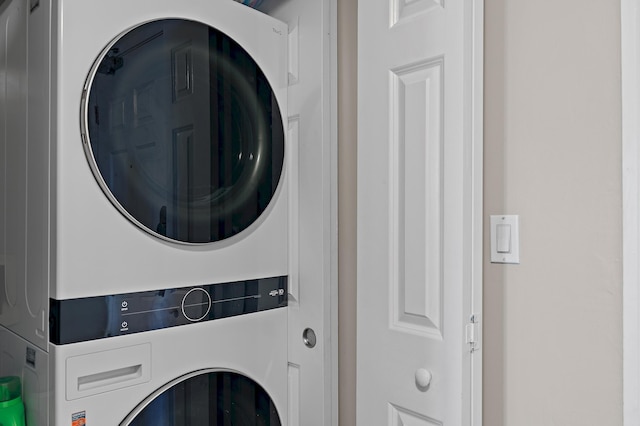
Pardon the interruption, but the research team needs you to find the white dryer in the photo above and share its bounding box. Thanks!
[0,0,289,349]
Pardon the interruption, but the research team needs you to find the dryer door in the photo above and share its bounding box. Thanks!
[82,19,285,244]
[121,370,281,425]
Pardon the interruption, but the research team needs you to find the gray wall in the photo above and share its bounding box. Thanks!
[483,0,622,424]
[338,0,357,425]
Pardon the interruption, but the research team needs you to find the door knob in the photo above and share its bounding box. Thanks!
[303,328,317,348]
[415,368,432,390]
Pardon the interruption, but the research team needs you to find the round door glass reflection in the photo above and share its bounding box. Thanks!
[84,19,285,243]
[125,371,282,426]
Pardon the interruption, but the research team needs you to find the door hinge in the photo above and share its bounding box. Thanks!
[465,314,480,353]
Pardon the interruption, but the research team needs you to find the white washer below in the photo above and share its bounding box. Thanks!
[0,281,287,426]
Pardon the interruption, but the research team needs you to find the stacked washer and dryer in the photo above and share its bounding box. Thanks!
[0,0,289,424]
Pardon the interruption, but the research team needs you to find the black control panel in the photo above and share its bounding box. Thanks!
[50,276,287,345]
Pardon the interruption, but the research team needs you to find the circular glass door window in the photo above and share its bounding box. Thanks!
[82,19,285,244]
[121,370,281,425]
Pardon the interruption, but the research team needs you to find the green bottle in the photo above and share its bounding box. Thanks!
[0,376,25,426]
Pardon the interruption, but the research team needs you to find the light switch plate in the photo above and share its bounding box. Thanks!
[490,215,520,264]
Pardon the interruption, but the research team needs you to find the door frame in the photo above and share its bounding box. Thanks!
[469,1,484,424]
[622,1,640,424]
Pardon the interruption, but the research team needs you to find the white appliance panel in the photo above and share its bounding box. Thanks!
[53,0,289,300]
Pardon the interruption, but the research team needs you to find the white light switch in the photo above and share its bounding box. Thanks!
[491,215,519,264]
[496,224,511,253]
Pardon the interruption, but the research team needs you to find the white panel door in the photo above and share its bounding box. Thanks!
[357,0,483,425]
[265,1,337,424]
